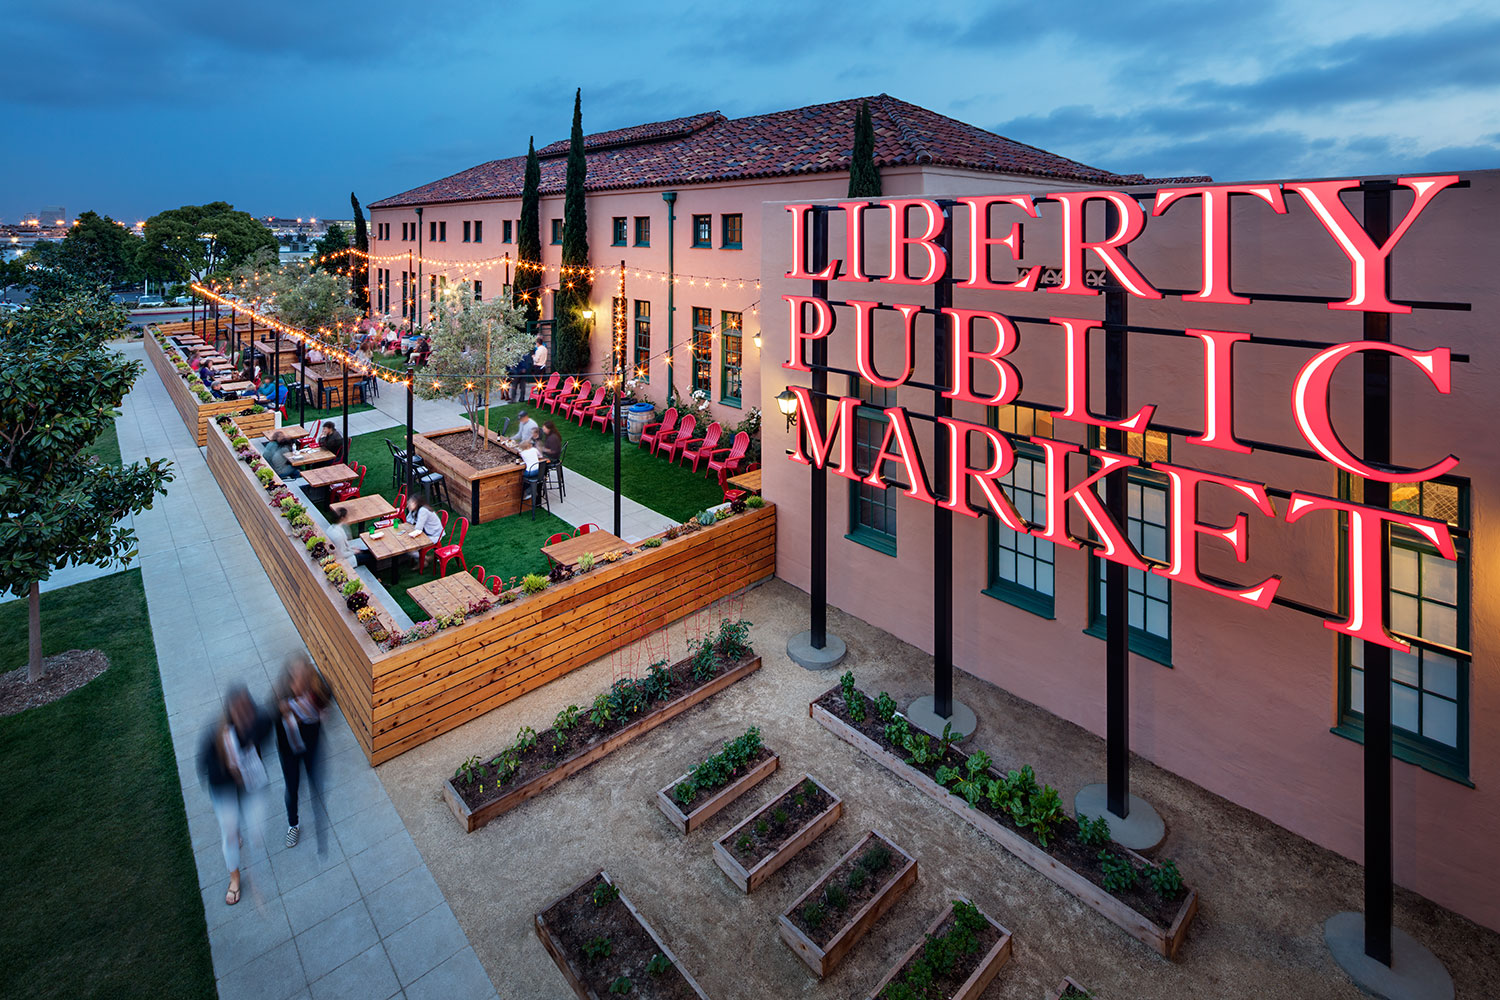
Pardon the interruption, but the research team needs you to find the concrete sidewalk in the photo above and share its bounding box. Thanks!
[115,344,497,1000]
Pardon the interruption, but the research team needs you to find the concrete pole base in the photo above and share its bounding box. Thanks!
[787,630,847,670]
[906,695,977,741]
[1074,783,1167,852]
[1324,912,1454,1000]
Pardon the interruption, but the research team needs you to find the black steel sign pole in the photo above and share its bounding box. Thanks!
[810,208,831,650]
[932,204,955,721]
[1104,199,1132,820]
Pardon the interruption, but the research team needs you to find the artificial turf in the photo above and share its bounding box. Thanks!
[334,429,573,621]
[477,400,727,522]
[82,416,121,467]
[0,570,215,1000]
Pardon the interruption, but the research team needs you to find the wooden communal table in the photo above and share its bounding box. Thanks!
[727,469,762,494]
[329,495,398,532]
[360,525,431,583]
[541,530,632,568]
[300,463,356,488]
[217,380,253,393]
[293,361,365,409]
[253,340,301,368]
[174,336,204,346]
[408,572,492,619]
[287,447,335,468]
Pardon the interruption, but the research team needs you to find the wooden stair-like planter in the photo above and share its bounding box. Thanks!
[656,751,780,835]
[442,656,762,833]
[810,699,1198,959]
[1047,976,1094,999]
[713,774,842,893]
[777,829,918,979]
[864,897,1013,1000]
[535,870,710,1000]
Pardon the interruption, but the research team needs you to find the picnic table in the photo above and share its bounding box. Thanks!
[329,495,398,531]
[727,469,762,494]
[408,572,492,618]
[253,340,302,368]
[541,530,632,568]
[271,425,309,441]
[217,380,254,393]
[301,463,356,488]
[174,335,204,345]
[360,525,431,583]
[287,447,335,468]
[293,362,367,409]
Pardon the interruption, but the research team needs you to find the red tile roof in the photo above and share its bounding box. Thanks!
[370,95,1201,208]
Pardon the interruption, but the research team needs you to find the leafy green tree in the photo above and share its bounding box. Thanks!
[137,202,277,284]
[312,223,350,273]
[227,248,281,307]
[0,294,173,680]
[59,211,142,288]
[269,262,359,343]
[554,88,593,375]
[0,256,24,300]
[514,137,543,323]
[848,101,882,198]
[350,192,370,313]
[414,284,531,447]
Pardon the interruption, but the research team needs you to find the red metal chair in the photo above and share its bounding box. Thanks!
[417,509,450,573]
[546,532,571,545]
[568,386,605,426]
[528,372,560,406]
[297,420,323,449]
[548,378,586,415]
[329,464,366,503]
[657,414,695,460]
[473,565,486,586]
[577,523,601,535]
[723,489,747,505]
[678,421,722,473]
[639,407,677,452]
[374,491,406,529]
[434,517,470,577]
[707,432,751,487]
[490,577,504,596]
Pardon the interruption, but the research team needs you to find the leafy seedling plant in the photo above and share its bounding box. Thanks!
[715,618,753,660]
[1077,814,1112,848]
[582,936,614,961]
[1099,850,1141,893]
[875,691,898,723]
[839,670,866,721]
[592,881,620,907]
[1149,858,1184,899]
[455,755,483,786]
[607,976,632,994]
[646,952,673,976]
[689,637,718,681]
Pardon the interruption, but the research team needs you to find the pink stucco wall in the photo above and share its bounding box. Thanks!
[759,170,1500,932]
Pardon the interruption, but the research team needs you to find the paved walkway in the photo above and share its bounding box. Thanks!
[114,344,497,1000]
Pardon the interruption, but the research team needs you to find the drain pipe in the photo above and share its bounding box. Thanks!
[662,191,677,401]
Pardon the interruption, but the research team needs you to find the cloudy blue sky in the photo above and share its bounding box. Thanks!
[3,0,1497,223]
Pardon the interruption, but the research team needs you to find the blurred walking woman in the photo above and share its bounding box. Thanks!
[199,686,272,906]
[275,654,331,849]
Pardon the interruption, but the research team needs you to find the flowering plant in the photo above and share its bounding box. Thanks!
[465,598,493,615]
[356,606,377,622]
[407,620,439,641]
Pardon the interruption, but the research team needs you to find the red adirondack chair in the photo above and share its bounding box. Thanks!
[540,375,574,412]
[677,421,722,472]
[707,431,751,487]
[550,378,587,416]
[659,414,697,463]
[639,407,677,453]
[588,392,617,432]
[569,386,606,425]
[434,517,470,577]
[528,372,560,406]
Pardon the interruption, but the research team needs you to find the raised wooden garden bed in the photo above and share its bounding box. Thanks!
[713,774,842,893]
[1047,977,1094,999]
[413,426,525,523]
[443,655,762,833]
[810,693,1198,960]
[145,331,274,444]
[656,746,780,835]
[865,897,1013,1000]
[778,829,918,978]
[535,869,710,1000]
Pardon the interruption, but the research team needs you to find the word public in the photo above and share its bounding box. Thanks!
[780,180,1464,652]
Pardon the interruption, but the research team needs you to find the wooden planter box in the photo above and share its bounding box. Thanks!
[1046,976,1093,1000]
[713,774,842,893]
[777,829,918,979]
[145,332,275,444]
[864,897,1013,1000]
[655,751,780,835]
[442,656,762,833]
[810,700,1198,960]
[413,426,525,523]
[534,870,710,1000]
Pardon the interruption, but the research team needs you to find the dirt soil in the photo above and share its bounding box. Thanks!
[726,777,835,868]
[788,832,906,946]
[428,430,519,471]
[374,579,1500,1000]
[0,649,109,717]
[543,873,700,999]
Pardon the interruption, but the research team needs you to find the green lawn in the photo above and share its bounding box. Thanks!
[82,417,121,466]
[478,401,727,521]
[284,400,376,425]
[334,429,573,621]
[0,571,215,1000]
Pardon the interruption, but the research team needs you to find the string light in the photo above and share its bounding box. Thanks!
[311,246,761,291]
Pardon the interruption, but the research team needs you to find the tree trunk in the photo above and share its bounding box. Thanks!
[27,580,42,682]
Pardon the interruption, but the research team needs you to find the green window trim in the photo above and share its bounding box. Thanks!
[550,219,563,245]
[611,217,628,247]
[634,216,651,247]
[720,310,742,406]
[846,523,898,557]
[690,307,712,393]
[691,214,711,248]
[983,411,1056,619]
[1085,460,1172,667]
[633,300,650,382]
[846,378,898,557]
[722,213,743,250]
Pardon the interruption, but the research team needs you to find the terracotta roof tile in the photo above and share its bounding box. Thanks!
[370,95,1186,208]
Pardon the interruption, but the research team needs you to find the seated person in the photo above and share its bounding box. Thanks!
[189,355,203,372]
[260,431,298,481]
[401,496,444,565]
[514,410,538,449]
[519,439,543,495]
[306,347,325,364]
[258,380,290,407]
[540,421,562,464]
[318,425,345,465]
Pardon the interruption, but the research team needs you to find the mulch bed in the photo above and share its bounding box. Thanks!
[0,650,110,717]
[727,777,834,866]
[786,834,905,948]
[813,689,1184,929]
[427,430,520,471]
[545,874,699,999]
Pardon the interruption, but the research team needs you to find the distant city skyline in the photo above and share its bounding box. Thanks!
[3,0,1497,222]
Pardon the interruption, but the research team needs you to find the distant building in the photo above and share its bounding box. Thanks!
[38,206,66,227]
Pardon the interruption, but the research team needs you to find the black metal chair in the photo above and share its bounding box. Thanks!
[420,470,449,508]
[524,469,548,519]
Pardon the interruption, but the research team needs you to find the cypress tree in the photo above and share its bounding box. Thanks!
[350,192,370,312]
[848,101,882,198]
[555,88,593,375]
[515,137,543,324]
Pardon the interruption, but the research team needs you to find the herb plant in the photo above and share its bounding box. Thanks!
[645,952,673,976]
[1077,814,1112,848]
[839,670,866,721]
[874,691,898,723]
[689,637,718,681]
[582,936,613,961]
[591,881,620,908]
[1149,858,1184,899]
[1099,850,1141,893]
[801,902,824,930]
[513,725,537,752]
